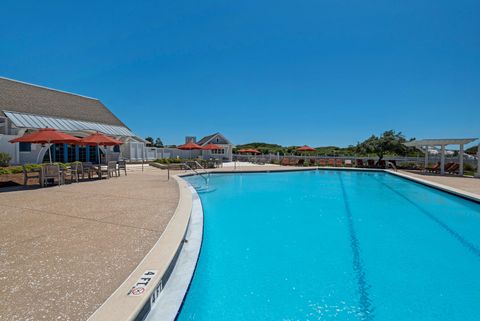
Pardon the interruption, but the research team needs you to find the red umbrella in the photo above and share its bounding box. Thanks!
[238,149,261,154]
[297,145,316,152]
[79,132,123,146]
[202,143,222,150]
[10,128,80,163]
[178,141,203,150]
[178,141,203,159]
[79,132,123,164]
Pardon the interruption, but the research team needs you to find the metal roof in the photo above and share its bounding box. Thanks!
[5,111,135,137]
[404,138,478,147]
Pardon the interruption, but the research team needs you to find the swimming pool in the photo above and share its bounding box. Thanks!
[178,170,480,321]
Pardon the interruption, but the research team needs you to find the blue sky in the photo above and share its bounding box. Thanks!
[1,0,479,147]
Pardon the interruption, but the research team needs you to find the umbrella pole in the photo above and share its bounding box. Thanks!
[48,142,53,164]
[97,144,100,164]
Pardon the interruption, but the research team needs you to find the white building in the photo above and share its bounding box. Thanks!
[0,77,145,164]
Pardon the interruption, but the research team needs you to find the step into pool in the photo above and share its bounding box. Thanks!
[179,170,480,321]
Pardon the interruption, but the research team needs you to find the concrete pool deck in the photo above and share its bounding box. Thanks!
[0,166,178,321]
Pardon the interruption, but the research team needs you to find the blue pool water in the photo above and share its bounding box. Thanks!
[178,170,480,321]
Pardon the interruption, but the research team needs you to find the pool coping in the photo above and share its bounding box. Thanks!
[144,181,204,321]
[88,167,479,321]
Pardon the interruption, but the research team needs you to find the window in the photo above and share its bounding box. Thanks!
[211,149,225,154]
[19,142,31,152]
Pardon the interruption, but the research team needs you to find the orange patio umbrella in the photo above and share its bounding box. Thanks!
[79,132,124,164]
[238,149,261,154]
[297,145,316,152]
[178,141,203,159]
[10,128,81,163]
[202,143,222,150]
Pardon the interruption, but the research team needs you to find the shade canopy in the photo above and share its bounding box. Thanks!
[202,143,222,150]
[178,141,203,150]
[404,138,477,147]
[9,128,80,144]
[297,145,316,152]
[238,149,261,154]
[79,132,123,146]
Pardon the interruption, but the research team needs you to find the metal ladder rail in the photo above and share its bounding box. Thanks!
[182,162,209,184]
[386,161,398,171]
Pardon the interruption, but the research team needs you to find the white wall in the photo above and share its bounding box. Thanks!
[0,135,19,164]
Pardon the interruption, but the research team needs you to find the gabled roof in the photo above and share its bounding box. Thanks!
[197,132,232,146]
[0,77,127,127]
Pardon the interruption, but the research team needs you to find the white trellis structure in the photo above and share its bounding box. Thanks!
[404,138,479,177]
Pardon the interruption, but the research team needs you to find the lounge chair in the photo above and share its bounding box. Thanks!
[356,159,364,168]
[335,159,343,167]
[443,162,455,172]
[309,159,316,166]
[426,162,440,173]
[297,159,305,166]
[41,164,62,187]
[22,165,40,186]
[367,160,376,168]
[328,159,335,167]
[446,163,459,174]
[280,158,290,166]
[378,160,386,169]
[318,159,326,166]
[344,160,352,167]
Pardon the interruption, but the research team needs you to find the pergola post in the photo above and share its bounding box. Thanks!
[459,144,464,176]
[476,143,480,178]
[440,144,446,175]
[424,145,429,171]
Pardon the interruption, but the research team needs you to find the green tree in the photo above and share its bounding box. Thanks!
[145,137,154,145]
[356,130,407,162]
[154,138,164,148]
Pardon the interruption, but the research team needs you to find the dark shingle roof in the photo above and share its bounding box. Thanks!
[197,132,219,145]
[0,77,127,127]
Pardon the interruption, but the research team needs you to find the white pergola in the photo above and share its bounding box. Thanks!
[404,138,479,177]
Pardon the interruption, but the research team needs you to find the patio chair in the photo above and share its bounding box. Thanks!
[82,162,96,179]
[22,165,40,186]
[335,159,343,167]
[41,164,61,187]
[344,160,353,167]
[309,159,316,166]
[295,159,305,166]
[318,159,326,166]
[280,158,290,166]
[63,162,82,183]
[107,161,118,178]
[117,160,127,176]
[328,159,335,167]
[356,159,364,168]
